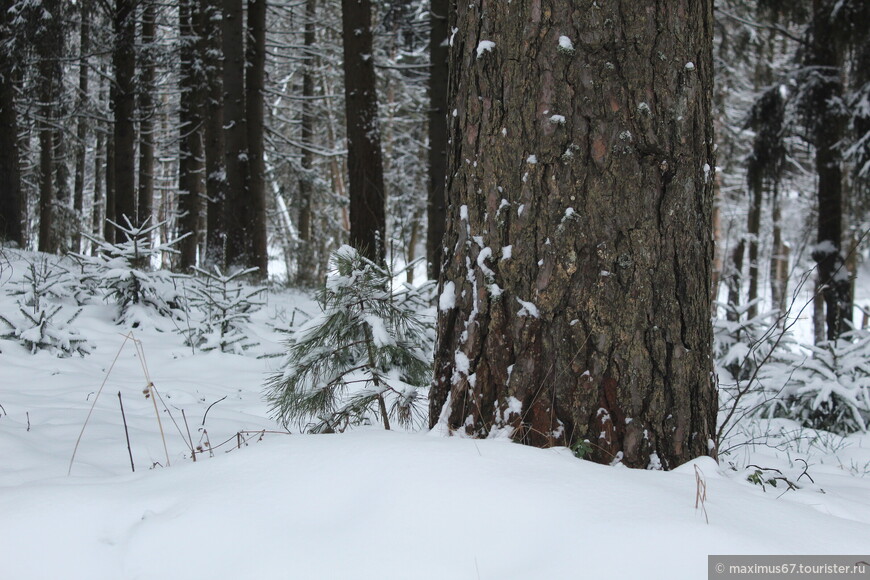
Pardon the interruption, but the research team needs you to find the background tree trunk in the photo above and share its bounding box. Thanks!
[137,0,156,227]
[296,0,317,285]
[179,0,206,269]
[746,166,762,321]
[222,0,249,270]
[36,0,65,253]
[112,0,137,228]
[807,0,851,340]
[203,0,228,269]
[73,2,91,252]
[246,0,268,277]
[0,58,22,246]
[426,0,449,280]
[431,0,718,469]
[341,0,386,263]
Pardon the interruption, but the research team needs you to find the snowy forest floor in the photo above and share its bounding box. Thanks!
[1,249,869,579]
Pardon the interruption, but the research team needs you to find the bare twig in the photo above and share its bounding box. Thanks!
[118,391,135,473]
[69,332,135,475]
[181,409,196,462]
[202,396,227,426]
[796,458,814,483]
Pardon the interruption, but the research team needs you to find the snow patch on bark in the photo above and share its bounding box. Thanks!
[476,40,496,58]
[516,298,539,318]
[439,281,456,311]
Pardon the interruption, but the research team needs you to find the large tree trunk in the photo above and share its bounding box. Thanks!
[222,0,249,270]
[178,0,205,269]
[341,0,386,263]
[203,0,228,269]
[431,0,718,469]
[112,0,137,229]
[426,0,449,280]
[246,0,268,277]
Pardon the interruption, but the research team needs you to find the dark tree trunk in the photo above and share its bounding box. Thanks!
[73,2,90,252]
[112,0,137,228]
[202,0,228,268]
[179,0,205,269]
[0,0,22,246]
[341,0,386,263]
[246,0,268,277]
[296,0,317,285]
[36,0,65,254]
[138,1,156,227]
[105,130,116,244]
[431,0,718,469]
[807,1,851,341]
[222,0,249,270]
[37,123,54,253]
[426,0,449,280]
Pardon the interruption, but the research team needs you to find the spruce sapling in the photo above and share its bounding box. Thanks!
[0,257,90,356]
[72,217,188,326]
[181,266,265,354]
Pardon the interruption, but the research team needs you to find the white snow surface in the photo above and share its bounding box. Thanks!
[1,250,870,579]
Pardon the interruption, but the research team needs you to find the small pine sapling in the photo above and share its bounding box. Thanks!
[182,266,265,354]
[0,257,90,356]
[265,246,433,433]
[760,331,870,434]
[73,217,188,326]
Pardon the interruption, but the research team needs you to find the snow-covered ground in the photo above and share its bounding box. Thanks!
[1,249,869,579]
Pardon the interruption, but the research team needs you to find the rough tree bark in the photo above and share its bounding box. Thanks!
[341,0,387,263]
[431,0,718,469]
